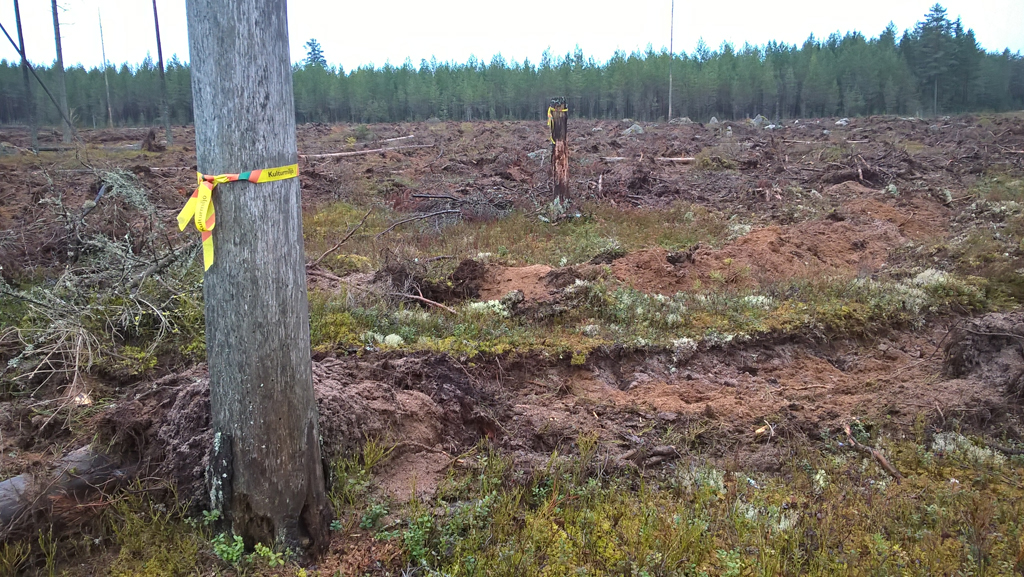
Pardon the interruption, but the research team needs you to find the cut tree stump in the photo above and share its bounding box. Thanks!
[548,97,569,197]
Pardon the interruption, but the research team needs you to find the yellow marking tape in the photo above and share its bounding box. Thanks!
[547,105,568,144]
[176,163,299,270]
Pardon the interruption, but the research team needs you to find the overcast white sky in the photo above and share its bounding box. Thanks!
[0,0,1021,72]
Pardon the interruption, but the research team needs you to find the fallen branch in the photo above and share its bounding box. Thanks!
[299,144,433,160]
[843,423,903,482]
[600,156,628,162]
[33,146,76,152]
[307,209,371,268]
[388,292,457,314]
[306,268,344,282]
[985,441,1024,456]
[380,134,415,143]
[375,209,460,239]
[655,157,696,163]
[411,194,460,201]
[127,240,199,293]
[785,384,829,392]
[391,441,452,458]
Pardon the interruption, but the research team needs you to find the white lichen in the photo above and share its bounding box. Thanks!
[932,432,1006,467]
[742,295,773,309]
[383,334,405,347]
[466,300,511,317]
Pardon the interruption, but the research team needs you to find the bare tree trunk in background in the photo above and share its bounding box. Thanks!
[14,0,37,150]
[668,0,673,121]
[51,0,72,143]
[153,0,173,145]
[549,97,569,197]
[185,0,330,555]
[99,10,113,128]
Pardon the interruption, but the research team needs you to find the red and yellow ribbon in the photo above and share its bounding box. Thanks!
[547,106,568,144]
[176,163,299,270]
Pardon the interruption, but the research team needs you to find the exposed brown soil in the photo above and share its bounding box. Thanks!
[471,191,943,299]
[70,318,1019,514]
[2,114,1024,568]
[2,115,1021,280]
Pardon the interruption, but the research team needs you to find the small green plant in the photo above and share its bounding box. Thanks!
[37,528,58,577]
[0,540,30,575]
[575,431,599,480]
[211,533,245,566]
[201,509,221,525]
[361,502,390,529]
[251,542,285,567]
[329,437,395,512]
[353,124,374,141]
[717,548,745,577]
[403,513,436,564]
[107,487,206,577]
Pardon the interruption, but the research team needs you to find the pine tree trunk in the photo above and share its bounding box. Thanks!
[98,12,114,128]
[50,0,72,143]
[13,0,37,150]
[549,98,569,197]
[153,0,173,145]
[185,0,330,554]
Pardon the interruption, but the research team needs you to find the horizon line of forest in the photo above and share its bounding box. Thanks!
[1,5,1022,129]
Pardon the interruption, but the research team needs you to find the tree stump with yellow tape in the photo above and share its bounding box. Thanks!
[548,97,569,197]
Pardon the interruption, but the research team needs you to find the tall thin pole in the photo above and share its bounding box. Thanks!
[13,0,37,150]
[99,9,113,128]
[152,0,173,145]
[668,0,674,121]
[51,0,72,143]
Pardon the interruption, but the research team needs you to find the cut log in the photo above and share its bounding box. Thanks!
[0,445,134,539]
[299,144,432,159]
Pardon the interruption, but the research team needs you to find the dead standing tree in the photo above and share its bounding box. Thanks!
[51,0,72,144]
[184,0,329,554]
[548,97,569,197]
[13,0,37,150]
[152,0,173,146]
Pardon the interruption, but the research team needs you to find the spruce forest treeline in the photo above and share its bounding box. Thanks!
[1,5,1021,129]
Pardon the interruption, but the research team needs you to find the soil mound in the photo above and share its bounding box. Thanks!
[945,312,1024,402]
[478,264,553,301]
[97,355,491,507]
[476,197,913,300]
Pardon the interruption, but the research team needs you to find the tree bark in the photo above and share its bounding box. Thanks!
[549,97,569,197]
[185,0,329,555]
[50,0,72,144]
[13,0,37,151]
[98,11,114,128]
[668,0,674,121]
[152,0,173,145]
